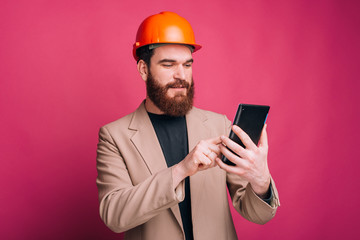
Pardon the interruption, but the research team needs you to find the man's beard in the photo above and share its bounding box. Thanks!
[146,73,194,117]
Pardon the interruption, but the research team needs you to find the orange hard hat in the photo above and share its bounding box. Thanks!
[133,11,202,61]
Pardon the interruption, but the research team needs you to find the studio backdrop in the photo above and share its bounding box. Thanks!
[1,0,359,239]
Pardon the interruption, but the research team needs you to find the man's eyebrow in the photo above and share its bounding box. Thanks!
[158,59,176,64]
[157,58,194,64]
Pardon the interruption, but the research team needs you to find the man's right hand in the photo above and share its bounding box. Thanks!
[172,137,221,188]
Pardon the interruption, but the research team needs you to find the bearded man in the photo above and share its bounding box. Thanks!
[96,12,280,240]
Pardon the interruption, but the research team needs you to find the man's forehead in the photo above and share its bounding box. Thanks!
[152,44,193,61]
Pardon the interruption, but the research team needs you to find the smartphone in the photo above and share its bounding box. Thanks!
[221,104,270,166]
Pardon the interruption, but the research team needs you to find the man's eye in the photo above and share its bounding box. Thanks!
[162,64,173,67]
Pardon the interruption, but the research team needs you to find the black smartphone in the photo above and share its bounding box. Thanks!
[222,104,270,166]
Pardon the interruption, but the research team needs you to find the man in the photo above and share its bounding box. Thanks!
[96,11,280,240]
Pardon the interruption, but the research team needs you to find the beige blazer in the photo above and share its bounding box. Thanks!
[96,102,280,240]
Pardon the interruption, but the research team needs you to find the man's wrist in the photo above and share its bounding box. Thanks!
[258,183,273,205]
[251,177,271,198]
[257,185,271,199]
[172,163,188,189]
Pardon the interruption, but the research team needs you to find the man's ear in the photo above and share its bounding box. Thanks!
[137,60,148,81]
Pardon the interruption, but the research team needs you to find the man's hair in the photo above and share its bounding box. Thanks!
[136,46,154,67]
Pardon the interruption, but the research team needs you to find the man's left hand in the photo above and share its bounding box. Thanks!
[216,124,271,198]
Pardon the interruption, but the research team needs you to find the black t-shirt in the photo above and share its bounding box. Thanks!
[148,112,193,240]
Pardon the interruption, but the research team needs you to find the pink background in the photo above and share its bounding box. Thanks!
[1,0,359,239]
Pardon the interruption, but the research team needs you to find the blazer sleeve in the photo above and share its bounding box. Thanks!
[227,174,280,224]
[96,126,185,233]
[223,115,280,224]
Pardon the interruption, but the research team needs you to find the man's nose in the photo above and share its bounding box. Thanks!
[173,65,186,80]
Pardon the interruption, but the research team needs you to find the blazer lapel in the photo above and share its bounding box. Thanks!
[129,102,167,174]
[186,107,212,219]
[128,101,183,231]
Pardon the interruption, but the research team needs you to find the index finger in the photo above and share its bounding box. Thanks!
[205,137,222,155]
[207,143,221,155]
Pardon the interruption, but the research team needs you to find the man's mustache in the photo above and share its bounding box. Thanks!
[165,79,190,89]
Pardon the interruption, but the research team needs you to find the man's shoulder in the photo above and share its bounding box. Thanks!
[100,102,146,133]
[102,111,134,131]
[190,106,231,136]
[191,106,229,122]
